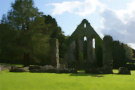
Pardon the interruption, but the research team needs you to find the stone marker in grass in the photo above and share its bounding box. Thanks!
[118,67,131,75]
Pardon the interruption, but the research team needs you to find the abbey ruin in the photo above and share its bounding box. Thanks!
[53,19,113,74]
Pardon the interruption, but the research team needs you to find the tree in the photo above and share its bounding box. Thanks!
[8,0,41,31]
[112,41,126,68]
[0,23,19,63]
[1,14,8,24]
[7,0,42,66]
[43,15,66,63]
[132,49,135,58]
[0,0,66,66]
[24,15,65,65]
[124,44,133,60]
[28,16,51,65]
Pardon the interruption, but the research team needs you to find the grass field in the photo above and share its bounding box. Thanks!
[0,70,135,90]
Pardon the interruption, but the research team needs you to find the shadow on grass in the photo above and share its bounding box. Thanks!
[70,72,107,77]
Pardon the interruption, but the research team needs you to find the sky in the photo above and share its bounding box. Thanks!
[0,0,135,49]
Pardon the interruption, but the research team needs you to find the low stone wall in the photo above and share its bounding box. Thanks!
[29,65,77,73]
[0,64,11,71]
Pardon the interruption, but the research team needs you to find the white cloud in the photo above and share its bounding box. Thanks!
[114,0,135,23]
[128,43,135,49]
[100,8,135,49]
[49,0,105,16]
[98,0,135,49]
[49,1,81,15]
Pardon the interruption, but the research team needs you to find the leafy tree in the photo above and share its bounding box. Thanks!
[124,44,133,60]
[7,0,42,66]
[0,23,20,63]
[1,14,8,24]
[25,15,65,65]
[43,15,66,63]
[28,16,50,65]
[132,49,135,58]
[0,0,66,66]
[112,41,126,68]
[8,0,41,31]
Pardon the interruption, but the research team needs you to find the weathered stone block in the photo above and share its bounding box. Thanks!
[10,66,28,72]
[29,65,41,70]
[118,67,131,75]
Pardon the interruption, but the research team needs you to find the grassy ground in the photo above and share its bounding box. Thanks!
[0,70,135,90]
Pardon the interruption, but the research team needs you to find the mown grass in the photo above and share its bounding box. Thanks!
[0,70,135,90]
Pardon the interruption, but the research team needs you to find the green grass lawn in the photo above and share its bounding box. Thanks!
[0,70,135,90]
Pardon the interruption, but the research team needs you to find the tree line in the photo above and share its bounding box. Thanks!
[0,0,66,66]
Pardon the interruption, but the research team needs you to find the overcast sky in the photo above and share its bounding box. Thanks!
[0,0,135,49]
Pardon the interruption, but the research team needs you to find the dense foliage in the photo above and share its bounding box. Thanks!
[112,40,133,68]
[0,0,65,66]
